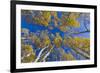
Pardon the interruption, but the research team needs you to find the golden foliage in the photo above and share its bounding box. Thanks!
[22,53,36,63]
[50,11,57,17]
[34,36,41,48]
[59,25,67,32]
[33,11,81,29]
[21,44,36,63]
[65,37,90,53]
[58,48,75,60]
[62,13,80,27]
[54,33,63,48]
[22,45,33,53]
[42,11,51,22]
[64,53,75,60]
[43,35,51,47]
[67,18,80,27]
[40,11,51,26]
[69,13,80,19]
[33,11,51,27]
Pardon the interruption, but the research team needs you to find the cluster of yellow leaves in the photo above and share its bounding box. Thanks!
[30,33,51,49]
[54,33,63,48]
[33,11,81,33]
[66,13,80,27]
[64,37,90,53]
[34,36,41,48]
[21,45,36,63]
[42,12,51,21]
[67,18,80,27]
[34,11,51,27]
[43,35,51,47]
[58,13,80,32]
[64,53,75,60]
[51,11,57,17]
[69,13,80,19]
[30,32,63,49]
[22,45,33,53]
[22,53,35,63]
[59,25,69,32]
[58,47,75,60]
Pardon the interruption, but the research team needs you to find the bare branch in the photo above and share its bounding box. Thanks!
[72,30,90,34]
[84,23,89,31]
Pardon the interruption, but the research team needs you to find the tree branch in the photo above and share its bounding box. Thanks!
[73,30,90,34]
[68,30,90,36]
[84,23,89,31]
[34,45,49,62]
[43,45,54,62]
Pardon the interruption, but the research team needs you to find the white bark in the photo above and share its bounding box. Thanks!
[43,45,54,62]
[34,45,49,62]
